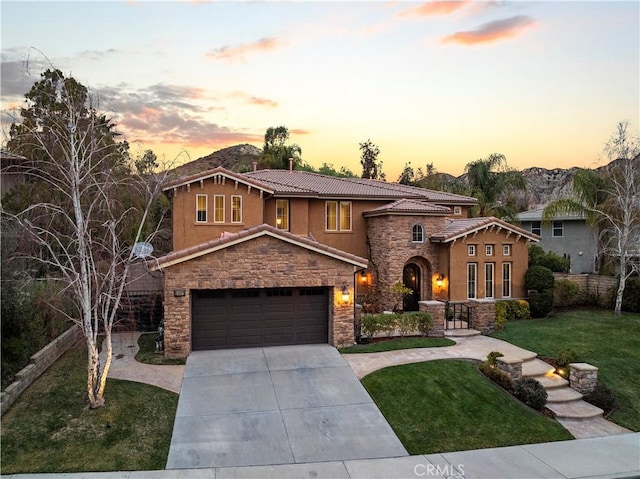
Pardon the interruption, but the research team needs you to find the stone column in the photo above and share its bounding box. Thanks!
[496,357,523,381]
[419,300,445,337]
[569,363,598,394]
[468,298,496,333]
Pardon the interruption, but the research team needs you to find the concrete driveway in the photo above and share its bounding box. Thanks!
[166,344,407,469]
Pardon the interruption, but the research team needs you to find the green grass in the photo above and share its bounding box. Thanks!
[1,343,179,474]
[135,332,186,365]
[339,337,455,354]
[362,360,573,454]
[491,309,640,431]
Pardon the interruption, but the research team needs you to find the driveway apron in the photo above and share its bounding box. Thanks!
[165,344,407,469]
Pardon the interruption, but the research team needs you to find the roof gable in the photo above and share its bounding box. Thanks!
[151,223,369,270]
[430,217,540,243]
[162,166,274,195]
[363,199,452,217]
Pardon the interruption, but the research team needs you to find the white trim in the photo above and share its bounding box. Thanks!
[467,262,477,299]
[214,195,225,223]
[411,224,424,243]
[440,221,539,243]
[325,200,338,231]
[340,201,352,231]
[164,170,274,195]
[485,262,494,299]
[231,195,242,223]
[196,194,207,223]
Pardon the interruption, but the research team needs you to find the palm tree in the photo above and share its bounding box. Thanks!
[260,126,302,170]
[464,153,526,222]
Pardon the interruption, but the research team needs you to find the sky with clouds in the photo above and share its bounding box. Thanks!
[1,1,638,178]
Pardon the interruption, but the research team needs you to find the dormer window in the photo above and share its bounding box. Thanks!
[454,206,462,216]
[412,224,424,243]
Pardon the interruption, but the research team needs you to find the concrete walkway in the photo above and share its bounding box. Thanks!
[99,331,184,394]
[4,433,639,478]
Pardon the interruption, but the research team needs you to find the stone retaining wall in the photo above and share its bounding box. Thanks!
[1,325,82,416]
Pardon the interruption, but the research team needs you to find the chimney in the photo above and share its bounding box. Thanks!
[289,157,293,172]
[252,161,257,172]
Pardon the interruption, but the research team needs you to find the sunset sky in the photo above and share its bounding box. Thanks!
[1,1,638,179]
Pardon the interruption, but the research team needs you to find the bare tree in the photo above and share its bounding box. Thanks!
[545,121,639,315]
[3,69,165,407]
[601,122,640,315]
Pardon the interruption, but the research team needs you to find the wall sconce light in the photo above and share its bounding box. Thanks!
[341,284,350,304]
[359,270,368,285]
[436,274,445,288]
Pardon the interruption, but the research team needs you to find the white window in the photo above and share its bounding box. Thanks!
[486,245,494,256]
[553,221,564,237]
[214,195,224,223]
[325,201,351,232]
[503,244,511,256]
[485,263,495,299]
[531,221,541,236]
[412,224,424,243]
[468,245,476,256]
[231,195,242,223]
[326,201,337,231]
[453,206,462,215]
[467,263,477,299]
[339,201,352,231]
[196,194,207,223]
[502,263,512,298]
[276,199,289,230]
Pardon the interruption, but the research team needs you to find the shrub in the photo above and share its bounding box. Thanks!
[528,290,554,318]
[513,377,548,411]
[525,265,555,292]
[360,312,433,338]
[401,311,433,336]
[583,382,619,417]
[554,279,581,308]
[509,300,531,320]
[555,348,579,368]
[479,362,513,392]
[621,276,640,313]
[486,351,504,366]
[529,244,570,272]
[495,302,507,331]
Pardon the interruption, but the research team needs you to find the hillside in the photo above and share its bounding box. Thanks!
[167,144,632,211]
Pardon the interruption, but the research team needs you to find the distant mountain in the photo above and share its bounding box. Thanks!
[167,144,262,179]
[167,144,633,213]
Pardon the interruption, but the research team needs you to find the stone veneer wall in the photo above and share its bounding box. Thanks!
[367,215,445,312]
[162,235,358,357]
[419,300,445,337]
[467,299,496,334]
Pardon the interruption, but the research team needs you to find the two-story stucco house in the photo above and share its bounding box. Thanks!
[517,208,598,274]
[153,166,538,357]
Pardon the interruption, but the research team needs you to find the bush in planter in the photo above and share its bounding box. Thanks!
[513,377,547,411]
[400,311,433,336]
[583,381,619,416]
[555,348,579,368]
[479,362,513,392]
[528,290,554,318]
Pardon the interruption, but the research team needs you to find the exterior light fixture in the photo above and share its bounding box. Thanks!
[436,274,445,287]
[359,271,367,285]
[341,284,350,304]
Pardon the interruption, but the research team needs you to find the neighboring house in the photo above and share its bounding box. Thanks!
[517,208,598,274]
[153,166,538,357]
[0,149,27,200]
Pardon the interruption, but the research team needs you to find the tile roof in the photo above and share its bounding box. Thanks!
[244,169,478,203]
[430,216,540,243]
[150,223,369,270]
[162,166,275,193]
[363,199,452,217]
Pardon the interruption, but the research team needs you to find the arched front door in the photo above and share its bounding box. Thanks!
[403,263,421,311]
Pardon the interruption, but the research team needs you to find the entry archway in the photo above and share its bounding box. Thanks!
[402,263,421,311]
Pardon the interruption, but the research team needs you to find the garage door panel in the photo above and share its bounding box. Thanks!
[192,288,329,350]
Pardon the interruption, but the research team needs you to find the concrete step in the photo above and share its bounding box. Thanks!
[444,329,481,338]
[546,386,583,403]
[522,358,556,377]
[547,400,604,420]
[530,373,569,389]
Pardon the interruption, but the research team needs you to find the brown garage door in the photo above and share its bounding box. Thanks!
[191,287,329,350]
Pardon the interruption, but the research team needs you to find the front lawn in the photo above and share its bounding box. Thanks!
[362,360,572,454]
[339,337,455,354]
[1,343,178,474]
[491,309,640,431]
